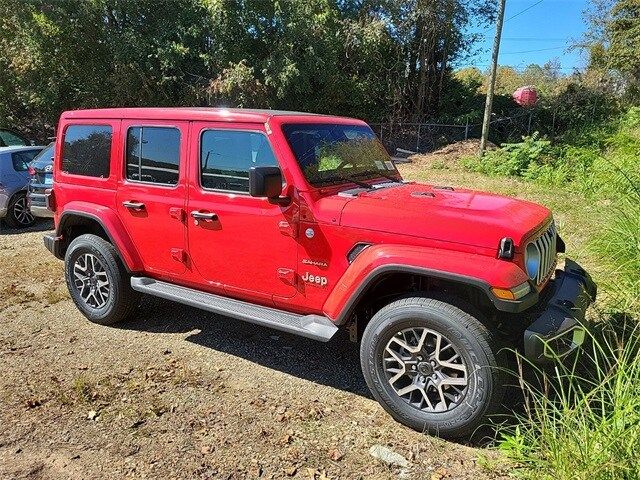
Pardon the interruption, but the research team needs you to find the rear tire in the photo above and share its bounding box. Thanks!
[64,234,140,325]
[360,295,504,438]
[5,192,35,228]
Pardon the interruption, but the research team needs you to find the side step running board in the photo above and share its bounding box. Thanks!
[130,277,338,342]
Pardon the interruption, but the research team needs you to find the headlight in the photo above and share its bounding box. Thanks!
[525,243,541,280]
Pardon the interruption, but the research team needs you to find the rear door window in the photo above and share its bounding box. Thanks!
[11,150,41,171]
[125,127,180,185]
[62,125,112,178]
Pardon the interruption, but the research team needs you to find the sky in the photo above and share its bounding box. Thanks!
[462,0,592,72]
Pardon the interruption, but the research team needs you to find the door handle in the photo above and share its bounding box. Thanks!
[190,210,218,221]
[122,200,145,210]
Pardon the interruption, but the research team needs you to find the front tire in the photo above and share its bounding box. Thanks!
[360,296,504,438]
[64,234,140,325]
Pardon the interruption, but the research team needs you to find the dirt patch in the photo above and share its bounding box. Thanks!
[404,139,497,170]
[0,223,511,479]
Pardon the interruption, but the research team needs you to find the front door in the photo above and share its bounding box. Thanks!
[186,122,298,301]
[116,120,188,276]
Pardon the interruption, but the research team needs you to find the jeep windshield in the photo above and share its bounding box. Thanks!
[282,123,401,188]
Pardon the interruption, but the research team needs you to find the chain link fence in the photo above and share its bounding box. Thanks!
[371,109,543,155]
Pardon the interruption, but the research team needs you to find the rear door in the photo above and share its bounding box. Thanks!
[11,149,42,187]
[186,122,298,302]
[115,121,188,276]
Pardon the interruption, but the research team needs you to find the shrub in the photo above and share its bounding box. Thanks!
[462,132,553,177]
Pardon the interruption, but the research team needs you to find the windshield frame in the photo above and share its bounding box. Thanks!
[280,122,401,189]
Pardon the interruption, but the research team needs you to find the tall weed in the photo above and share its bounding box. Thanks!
[500,321,640,480]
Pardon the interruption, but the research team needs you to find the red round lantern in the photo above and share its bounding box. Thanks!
[513,86,538,107]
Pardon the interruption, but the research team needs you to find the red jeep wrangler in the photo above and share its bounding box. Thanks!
[44,108,596,438]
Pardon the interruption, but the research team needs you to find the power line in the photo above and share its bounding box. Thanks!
[504,0,545,22]
[455,64,580,71]
[501,45,566,55]
[482,0,545,33]
[501,37,571,42]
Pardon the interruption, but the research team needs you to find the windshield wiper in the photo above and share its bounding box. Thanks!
[374,171,402,183]
[353,169,402,184]
[322,175,373,189]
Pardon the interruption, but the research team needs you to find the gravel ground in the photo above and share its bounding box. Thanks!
[0,220,509,479]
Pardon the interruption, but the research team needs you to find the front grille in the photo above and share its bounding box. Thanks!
[530,222,557,285]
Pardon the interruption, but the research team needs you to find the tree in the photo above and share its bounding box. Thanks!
[454,67,484,92]
[579,0,640,96]
[0,0,497,137]
[607,0,640,81]
[491,66,520,95]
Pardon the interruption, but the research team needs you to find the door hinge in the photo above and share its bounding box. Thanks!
[171,248,187,263]
[278,220,298,238]
[169,207,186,222]
[277,268,296,285]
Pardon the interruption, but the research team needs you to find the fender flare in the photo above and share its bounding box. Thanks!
[57,204,144,272]
[323,244,537,324]
[9,188,28,201]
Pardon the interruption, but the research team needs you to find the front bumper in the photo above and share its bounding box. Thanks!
[524,259,597,363]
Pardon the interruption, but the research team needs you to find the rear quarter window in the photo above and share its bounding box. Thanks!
[62,125,112,178]
[12,150,41,171]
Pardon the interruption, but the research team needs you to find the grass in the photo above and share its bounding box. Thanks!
[499,321,640,480]
[399,106,640,480]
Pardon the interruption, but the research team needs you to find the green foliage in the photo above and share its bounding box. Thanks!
[0,0,497,139]
[547,82,622,133]
[208,61,269,108]
[591,198,640,314]
[621,105,640,127]
[607,0,640,82]
[461,133,554,178]
[500,323,640,480]
[463,107,640,316]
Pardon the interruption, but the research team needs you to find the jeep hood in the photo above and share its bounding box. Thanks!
[338,183,551,249]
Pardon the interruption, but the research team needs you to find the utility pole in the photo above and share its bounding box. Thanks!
[479,0,507,156]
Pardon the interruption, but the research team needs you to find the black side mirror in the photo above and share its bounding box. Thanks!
[249,166,283,199]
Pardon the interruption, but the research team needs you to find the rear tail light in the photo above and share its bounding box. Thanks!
[45,188,56,212]
[28,165,36,176]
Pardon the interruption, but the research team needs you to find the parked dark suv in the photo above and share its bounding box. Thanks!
[28,142,55,219]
